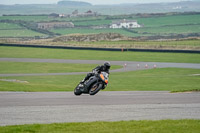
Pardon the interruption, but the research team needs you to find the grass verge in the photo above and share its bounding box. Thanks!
[0,46,200,63]
[0,62,121,74]
[109,68,200,92]
[0,68,199,92]
[0,120,199,133]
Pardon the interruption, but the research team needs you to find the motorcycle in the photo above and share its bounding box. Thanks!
[74,72,109,96]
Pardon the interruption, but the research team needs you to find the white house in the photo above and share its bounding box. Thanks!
[110,19,141,29]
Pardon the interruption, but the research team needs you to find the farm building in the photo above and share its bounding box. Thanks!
[70,10,99,17]
[37,22,74,29]
[110,19,141,29]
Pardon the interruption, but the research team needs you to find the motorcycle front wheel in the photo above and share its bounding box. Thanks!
[74,84,82,96]
[89,83,103,95]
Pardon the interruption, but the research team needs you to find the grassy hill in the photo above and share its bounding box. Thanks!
[57,0,92,6]
[0,1,200,15]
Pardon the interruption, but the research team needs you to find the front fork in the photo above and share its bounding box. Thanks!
[102,84,107,90]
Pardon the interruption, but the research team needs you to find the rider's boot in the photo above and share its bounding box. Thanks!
[79,74,90,84]
[79,79,85,84]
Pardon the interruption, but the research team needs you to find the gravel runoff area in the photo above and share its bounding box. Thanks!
[0,58,200,77]
[0,91,200,126]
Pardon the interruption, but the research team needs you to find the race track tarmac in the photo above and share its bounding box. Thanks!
[0,91,200,126]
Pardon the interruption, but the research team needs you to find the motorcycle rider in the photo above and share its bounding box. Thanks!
[80,61,111,84]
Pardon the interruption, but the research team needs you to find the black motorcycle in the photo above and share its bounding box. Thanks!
[74,72,109,95]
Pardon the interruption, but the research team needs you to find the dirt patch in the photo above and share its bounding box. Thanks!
[0,79,29,83]
[53,33,131,42]
[191,74,200,76]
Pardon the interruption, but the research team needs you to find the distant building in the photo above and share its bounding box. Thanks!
[57,10,99,18]
[59,14,65,17]
[72,10,79,16]
[70,10,99,17]
[110,19,141,29]
[173,6,182,10]
[83,10,98,17]
[37,22,74,29]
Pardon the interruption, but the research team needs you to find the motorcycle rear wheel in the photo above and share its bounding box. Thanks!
[89,83,102,95]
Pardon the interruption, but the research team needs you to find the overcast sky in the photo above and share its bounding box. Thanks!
[0,0,186,5]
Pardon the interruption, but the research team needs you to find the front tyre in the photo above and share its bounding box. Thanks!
[89,83,103,95]
[74,85,82,96]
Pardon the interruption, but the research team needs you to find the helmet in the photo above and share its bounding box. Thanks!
[104,61,111,70]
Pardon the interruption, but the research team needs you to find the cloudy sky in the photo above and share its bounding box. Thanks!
[0,0,185,5]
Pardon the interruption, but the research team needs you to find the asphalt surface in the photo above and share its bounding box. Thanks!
[0,91,200,126]
[0,58,200,77]
[0,58,200,126]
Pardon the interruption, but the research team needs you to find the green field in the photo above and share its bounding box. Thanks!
[51,25,200,37]
[73,19,112,26]
[0,29,45,37]
[50,14,200,37]
[0,120,199,133]
[0,13,200,38]
[0,15,106,23]
[0,16,50,22]
[0,23,23,29]
[135,24,200,34]
[0,22,46,37]
[137,14,200,27]
[71,14,200,28]
[1,14,199,27]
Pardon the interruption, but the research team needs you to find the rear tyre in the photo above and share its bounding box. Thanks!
[89,83,103,95]
[74,85,82,96]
